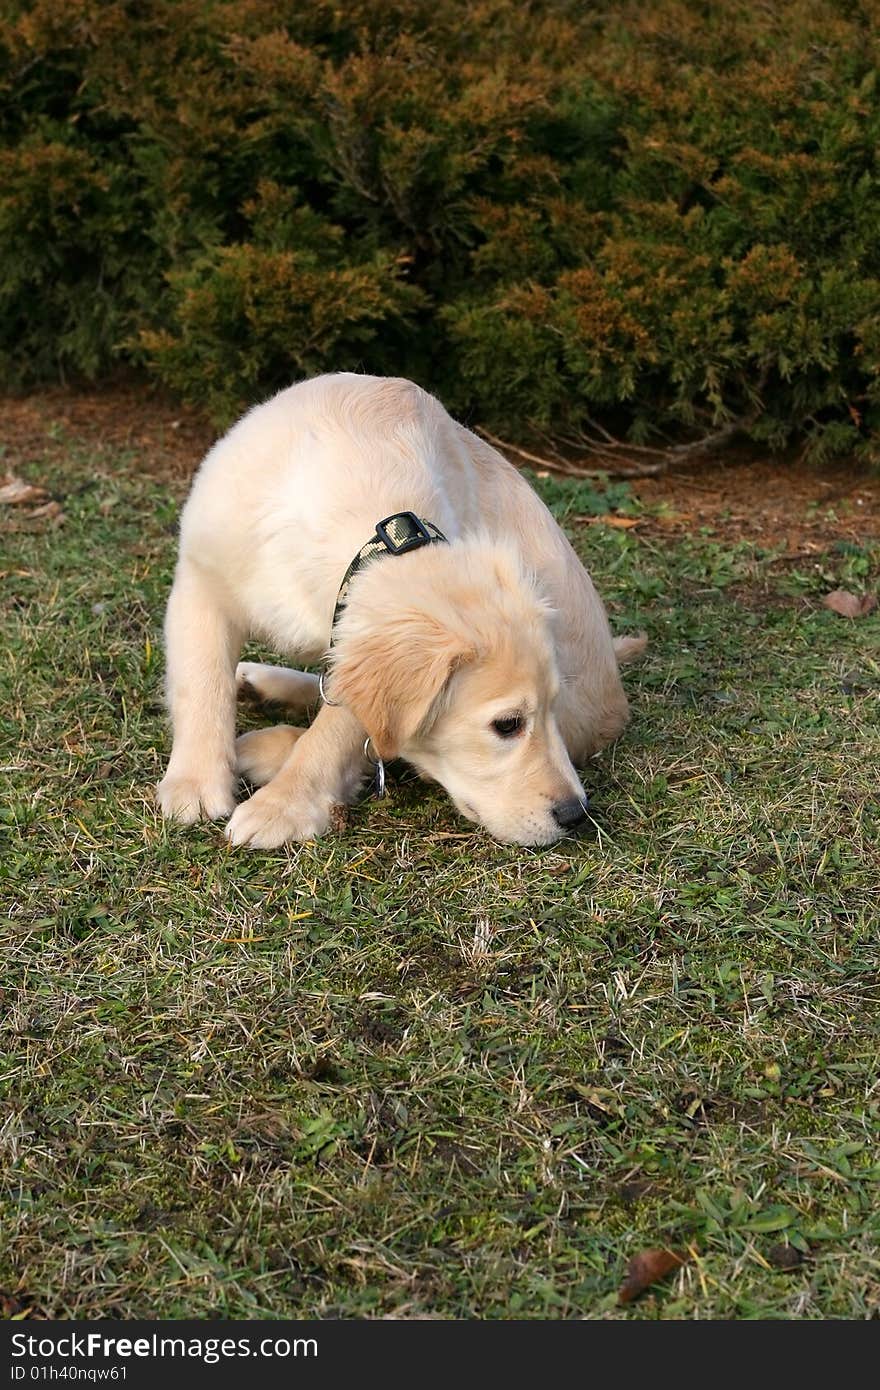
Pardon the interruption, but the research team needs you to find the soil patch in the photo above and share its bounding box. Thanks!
[1,383,214,485]
[633,447,880,552]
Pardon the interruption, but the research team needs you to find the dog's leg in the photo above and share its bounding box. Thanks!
[156,559,241,822]
[226,705,366,848]
[236,662,320,710]
[236,725,305,786]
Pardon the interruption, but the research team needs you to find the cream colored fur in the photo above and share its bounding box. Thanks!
[156,373,645,847]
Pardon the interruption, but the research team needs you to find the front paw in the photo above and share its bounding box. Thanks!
[157,769,237,823]
[225,785,332,848]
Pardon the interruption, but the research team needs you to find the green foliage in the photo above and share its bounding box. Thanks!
[524,469,633,521]
[2,0,879,452]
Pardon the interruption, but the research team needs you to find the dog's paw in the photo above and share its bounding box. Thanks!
[225,785,331,849]
[235,662,263,702]
[236,661,320,709]
[236,725,304,787]
[156,770,236,824]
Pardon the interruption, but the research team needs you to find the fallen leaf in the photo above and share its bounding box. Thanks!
[577,513,642,529]
[0,474,48,506]
[823,589,877,618]
[571,1083,625,1116]
[29,499,66,525]
[618,1247,688,1304]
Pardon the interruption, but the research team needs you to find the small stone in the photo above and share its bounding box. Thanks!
[768,1243,804,1271]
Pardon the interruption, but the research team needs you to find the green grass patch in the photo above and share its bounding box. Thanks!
[1,451,878,1318]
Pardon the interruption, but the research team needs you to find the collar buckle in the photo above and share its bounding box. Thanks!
[375,512,434,555]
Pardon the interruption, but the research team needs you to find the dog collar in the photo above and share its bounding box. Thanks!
[329,511,447,639]
[322,511,447,798]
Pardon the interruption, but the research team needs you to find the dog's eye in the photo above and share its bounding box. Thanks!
[492,715,524,738]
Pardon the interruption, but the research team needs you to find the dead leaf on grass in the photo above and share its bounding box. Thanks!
[0,474,48,506]
[576,513,642,529]
[618,1247,688,1304]
[29,499,66,525]
[571,1083,625,1116]
[822,589,877,618]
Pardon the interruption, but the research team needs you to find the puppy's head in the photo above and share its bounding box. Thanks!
[329,539,589,845]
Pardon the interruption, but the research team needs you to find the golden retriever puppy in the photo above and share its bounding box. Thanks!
[156,373,644,847]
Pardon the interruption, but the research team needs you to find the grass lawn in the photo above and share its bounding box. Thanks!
[1,419,878,1319]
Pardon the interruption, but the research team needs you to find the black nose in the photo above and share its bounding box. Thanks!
[552,796,590,830]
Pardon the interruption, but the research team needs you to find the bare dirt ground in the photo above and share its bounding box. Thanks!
[1,384,213,484]
[3,385,879,550]
[633,447,880,553]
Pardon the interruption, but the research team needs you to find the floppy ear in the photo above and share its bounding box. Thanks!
[329,615,473,760]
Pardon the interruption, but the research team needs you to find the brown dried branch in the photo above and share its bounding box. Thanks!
[475,429,630,478]
[477,412,752,480]
[476,427,666,478]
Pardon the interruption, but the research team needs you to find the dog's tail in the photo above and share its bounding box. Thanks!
[613,631,648,664]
